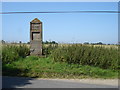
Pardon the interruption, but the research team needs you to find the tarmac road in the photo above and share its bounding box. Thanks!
[2,76,118,88]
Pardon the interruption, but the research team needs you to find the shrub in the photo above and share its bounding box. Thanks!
[51,44,118,70]
[2,44,30,64]
[42,44,58,56]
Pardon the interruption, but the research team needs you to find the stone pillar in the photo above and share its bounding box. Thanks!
[30,18,42,56]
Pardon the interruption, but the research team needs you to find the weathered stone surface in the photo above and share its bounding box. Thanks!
[31,18,41,23]
[30,18,42,56]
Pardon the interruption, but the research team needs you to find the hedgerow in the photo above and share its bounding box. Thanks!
[51,44,118,70]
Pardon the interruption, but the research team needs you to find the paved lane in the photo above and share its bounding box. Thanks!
[2,76,118,88]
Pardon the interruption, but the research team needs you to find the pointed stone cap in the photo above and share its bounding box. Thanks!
[31,18,41,23]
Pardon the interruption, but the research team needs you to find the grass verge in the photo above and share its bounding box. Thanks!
[2,56,118,79]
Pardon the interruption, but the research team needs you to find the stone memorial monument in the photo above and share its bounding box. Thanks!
[30,18,42,56]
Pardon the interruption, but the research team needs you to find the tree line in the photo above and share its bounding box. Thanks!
[1,40,118,45]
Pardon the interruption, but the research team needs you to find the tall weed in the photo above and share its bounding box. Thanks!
[51,44,118,70]
[2,44,30,64]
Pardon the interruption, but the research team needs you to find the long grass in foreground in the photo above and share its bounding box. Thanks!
[2,44,30,64]
[51,44,118,70]
[2,56,118,79]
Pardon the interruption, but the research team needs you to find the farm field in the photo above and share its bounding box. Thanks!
[1,43,119,79]
[2,43,118,48]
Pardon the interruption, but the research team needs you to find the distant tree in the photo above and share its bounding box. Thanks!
[27,42,30,44]
[1,40,5,44]
[118,42,120,45]
[44,41,49,44]
[97,42,103,45]
[111,44,115,45]
[84,42,89,45]
[19,41,22,44]
[51,41,57,44]
[43,41,58,44]
[91,43,95,45]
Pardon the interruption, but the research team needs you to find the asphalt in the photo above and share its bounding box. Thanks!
[2,76,118,88]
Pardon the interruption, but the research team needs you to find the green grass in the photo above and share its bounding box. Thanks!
[51,44,118,70]
[2,56,118,79]
[2,44,119,79]
[2,44,30,64]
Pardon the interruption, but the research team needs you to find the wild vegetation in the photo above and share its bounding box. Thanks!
[42,44,58,57]
[1,43,119,79]
[51,44,119,70]
[2,44,29,64]
[3,56,118,79]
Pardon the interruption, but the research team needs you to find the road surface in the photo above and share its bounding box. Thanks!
[2,76,118,88]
